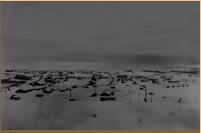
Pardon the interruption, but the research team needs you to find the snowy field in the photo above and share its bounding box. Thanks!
[1,64,200,130]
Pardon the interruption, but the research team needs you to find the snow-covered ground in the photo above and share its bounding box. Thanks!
[1,66,200,130]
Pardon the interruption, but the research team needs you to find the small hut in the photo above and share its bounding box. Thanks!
[10,95,20,100]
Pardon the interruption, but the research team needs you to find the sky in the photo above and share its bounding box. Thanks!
[1,1,200,64]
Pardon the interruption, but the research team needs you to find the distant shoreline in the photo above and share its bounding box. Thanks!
[52,66,69,67]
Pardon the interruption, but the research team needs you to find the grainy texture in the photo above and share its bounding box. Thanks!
[1,1,200,130]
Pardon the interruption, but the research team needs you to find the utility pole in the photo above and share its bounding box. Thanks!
[144,89,147,102]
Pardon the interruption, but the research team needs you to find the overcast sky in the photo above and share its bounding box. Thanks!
[1,2,200,64]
